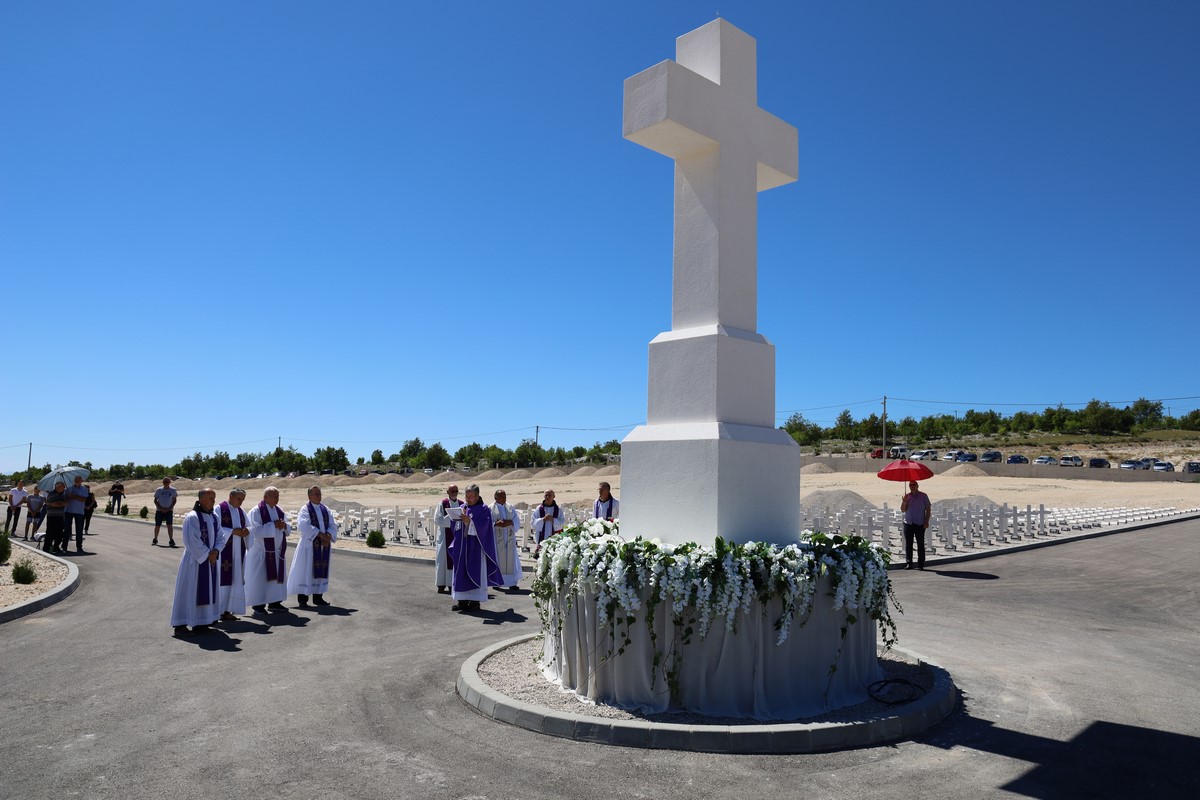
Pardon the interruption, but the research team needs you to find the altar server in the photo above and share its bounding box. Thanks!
[216,488,251,621]
[490,489,522,590]
[170,488,221,637]
[289,485,338,608]
[245,487,290,614]
[530,489,564,555]
[433,484,464,593]
[593,482,619,521]
[450,484,504,612]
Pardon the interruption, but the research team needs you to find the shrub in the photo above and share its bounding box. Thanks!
[0,532,10,565]
[12,557,37,584]
[366,529,386,548]
[119,504,129,516]
[104,502,113,514]
[138,506,149,519]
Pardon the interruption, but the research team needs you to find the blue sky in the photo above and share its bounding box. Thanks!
[2,1,1197,473]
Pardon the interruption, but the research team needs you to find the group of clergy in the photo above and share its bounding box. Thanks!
[169,485,337,637]
[433,481,619,613]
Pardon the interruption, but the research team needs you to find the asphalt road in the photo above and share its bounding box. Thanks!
[2,515,1198,800]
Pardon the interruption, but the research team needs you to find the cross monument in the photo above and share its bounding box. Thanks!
[620,19,801,546]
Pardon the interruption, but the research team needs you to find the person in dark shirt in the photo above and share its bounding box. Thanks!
[108,482,126,514]
[44,481,69,554]
[83,487,99,535]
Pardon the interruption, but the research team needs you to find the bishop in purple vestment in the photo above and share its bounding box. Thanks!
[449,485,504,612]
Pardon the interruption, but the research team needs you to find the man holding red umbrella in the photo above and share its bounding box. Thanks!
[901,481,932,570]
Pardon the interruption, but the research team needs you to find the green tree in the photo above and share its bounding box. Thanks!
[514,438,546,467]
[834,409,855,440]
[781,412,822,446]
[370,449,385,465]
[312,447,350,473]
[399,438,426,465]
[454,442,485,465]
[425,443,452,470]
[1130,398,1164,429]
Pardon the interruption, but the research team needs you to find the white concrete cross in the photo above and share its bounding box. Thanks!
[619,20,802,547]
[623,19,798,333]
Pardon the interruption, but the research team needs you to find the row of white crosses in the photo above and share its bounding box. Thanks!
[800,501,1200,559]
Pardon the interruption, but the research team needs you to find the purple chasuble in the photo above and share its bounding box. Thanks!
[449,501,504,593]
[195,511,218,606]
[258,501,287,583]
[219,501,247,587]
[307,502,332,581]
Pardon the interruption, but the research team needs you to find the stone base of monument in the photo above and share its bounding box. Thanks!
[457,634,957,753]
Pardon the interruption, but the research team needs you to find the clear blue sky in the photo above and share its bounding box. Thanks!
[2,1,1197,473]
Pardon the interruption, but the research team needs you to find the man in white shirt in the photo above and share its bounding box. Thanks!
[5,479,27,535]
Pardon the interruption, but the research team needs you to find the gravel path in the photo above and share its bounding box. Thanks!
[0,540,70,609]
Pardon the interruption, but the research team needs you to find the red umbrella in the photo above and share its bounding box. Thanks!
[876,459,933,483]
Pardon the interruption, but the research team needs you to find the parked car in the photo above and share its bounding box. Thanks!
[1185,462,1200,474]
[980,451,1002,463]
[423,468,434,474]
[1006,454,1029,464]
[1060,455,1084,467]
[942,450,963,461]
[1152,461,1175,472]
[955,452,978,462]
[1139,458,1157,470]
[868,448,884,459]
[910,449,939,461]
[1034,456,1058,466]
[1118,459,1141,470]
[1088,458,1110,469]
[888,446,911,459]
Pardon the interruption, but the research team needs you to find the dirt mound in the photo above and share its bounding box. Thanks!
[505,469,535,480]
[474,470,505,481]
[933,495,998,512]
[943,464,989,478]
[594,465,621,476]
[404,473,431,483]
[569,465,598,477]
[804,489,876,511]
[534,467,567,479]
[327,475,358,486]
[801,463,836,474]
[377,473,407,483]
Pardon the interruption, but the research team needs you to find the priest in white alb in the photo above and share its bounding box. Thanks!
[245,486,290,614]
[490,488,522,590]
[433,484,464,594]
[449,484,504,612]
[170,488,221,637]
[216,488,251,621]
[530,489,564,555]
[289,485,338,608]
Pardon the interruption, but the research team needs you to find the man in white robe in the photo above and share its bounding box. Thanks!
[594,481,620,521]
[216,488,251,621]
[490,489,522,590]
[433,484,464,593]
[170,488,221,637]
[288,485,339,608]
[245,486,291,614]
[530,489,564,556]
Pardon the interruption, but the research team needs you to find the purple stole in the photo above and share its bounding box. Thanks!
[594,498,616,521]
[441,498,460,569]
[218,501,247,587]
[535,503,560,542]
[307,502,331,581]
[195,511,218,606]
[258,501,287,584]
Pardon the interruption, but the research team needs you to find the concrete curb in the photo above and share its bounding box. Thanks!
[890,510,1200,570]
[0,540,81,625]
[456,633,958,753]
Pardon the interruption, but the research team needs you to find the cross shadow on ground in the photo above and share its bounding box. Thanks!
[921,703,1200,797]
[931,569,999,580]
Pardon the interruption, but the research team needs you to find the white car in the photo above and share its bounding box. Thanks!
[1059,455,1084,467]
[1034,456,1058,466]
[910,449,939,461]
[942,450,963,461]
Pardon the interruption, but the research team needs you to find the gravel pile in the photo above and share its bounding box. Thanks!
[801,463,835,474]
[943,464,989,478]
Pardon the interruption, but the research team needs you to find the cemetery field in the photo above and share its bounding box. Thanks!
[108,468,1197,518]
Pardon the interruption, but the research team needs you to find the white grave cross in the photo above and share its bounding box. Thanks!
[623,19,798,332]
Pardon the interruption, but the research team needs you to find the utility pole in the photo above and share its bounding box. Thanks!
[882,396,887,455]
[535,425,539,448]
[278,436,282,451]
[27,442,32,470]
